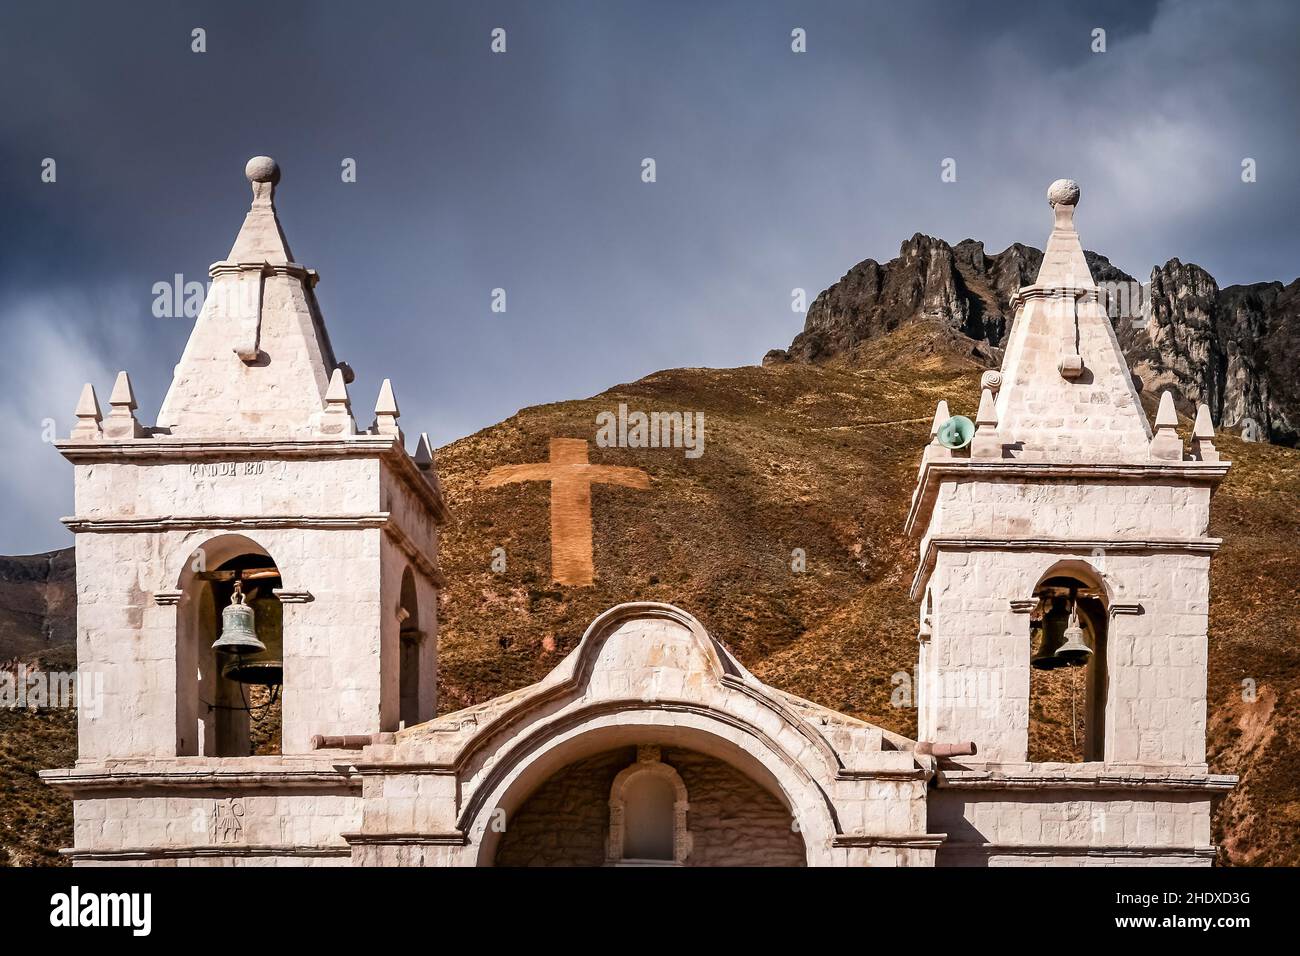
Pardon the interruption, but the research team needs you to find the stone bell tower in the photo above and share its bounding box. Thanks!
[905,180,1235,866]
[47,157,448,864]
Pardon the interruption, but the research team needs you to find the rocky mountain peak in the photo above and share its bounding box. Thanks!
[767,235,1299,447]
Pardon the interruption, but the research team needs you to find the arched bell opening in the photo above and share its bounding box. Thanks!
[397,566,421,729]
[1027,569,1109,763]
[176,537,284,757]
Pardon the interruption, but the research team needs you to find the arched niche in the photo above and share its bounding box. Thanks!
[606,745,692,865]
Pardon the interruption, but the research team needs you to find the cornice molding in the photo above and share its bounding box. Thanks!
[61,844,350,861]
[40,765,358,795]
[55,435,449,525]
[934,769,1237,793]
[64,514,390,534]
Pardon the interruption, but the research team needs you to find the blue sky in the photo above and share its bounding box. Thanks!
[1,0,1296,553]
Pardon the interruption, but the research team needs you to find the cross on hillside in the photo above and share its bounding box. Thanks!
[482,438,650,586]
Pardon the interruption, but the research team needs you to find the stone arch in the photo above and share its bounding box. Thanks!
[1027,558,1110,762]
[464,707,838,867]
[174,534,283,757]
[1033,558,1114,605]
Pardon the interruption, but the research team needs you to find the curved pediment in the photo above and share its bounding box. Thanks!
[390,603,904,780]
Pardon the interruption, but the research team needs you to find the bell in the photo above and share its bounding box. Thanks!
[1031,597,1069,670]
[1055,603,1092,665]
[211,581,266,657]
[221,588,283,687]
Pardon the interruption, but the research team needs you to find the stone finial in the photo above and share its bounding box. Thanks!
[71,383,103,441]
[1047,179,1081,207]
[414,431,435,470]
[925,399,952,460]
[413,432,444,491]
[929,400,951,442]
[970,386,1001,458]
[245,155,280,204]
[245,155,280,185]
[1192,403,1220,462]
[109,369,137,411]
[1149,390,1184,461]
[313,367,357,437]
[373,378,402,439]
[102,371,146,439]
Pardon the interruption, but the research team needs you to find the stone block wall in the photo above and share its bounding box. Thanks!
[492,746,806,867]
[929,787,1214,866]
[923,547,1210,764]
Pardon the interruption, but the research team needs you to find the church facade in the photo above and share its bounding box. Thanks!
[42,160,1235,866]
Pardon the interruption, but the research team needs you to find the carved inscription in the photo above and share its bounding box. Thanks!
[189,462,268,478]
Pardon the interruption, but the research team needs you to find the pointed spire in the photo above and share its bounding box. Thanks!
[1191,403,1220,463]
[1149,390,1184,461]
[373,378,403,440]
[970,373,1002,458]
[156,157,340,439]
[227,156,293,264]
[987,180,1152,462]
[71,383,103,441]
[313,367,357,437]
[102,371,145,439]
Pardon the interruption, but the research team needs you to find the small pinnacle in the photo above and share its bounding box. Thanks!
[1193,404,1215,439]
[325,367,350,405]
[930,400,950,438]
[414,432,435,469]
[375,378,400,417]
[976,387,999,427]
[75,383,102,420]
[109,370,137,410]
[1155,390,1178,428]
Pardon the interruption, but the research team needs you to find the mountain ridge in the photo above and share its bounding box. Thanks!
[766,234,1300,447]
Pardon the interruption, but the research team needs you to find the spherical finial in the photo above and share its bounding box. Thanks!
[245,156,280,185]
[1047,178,1080,207]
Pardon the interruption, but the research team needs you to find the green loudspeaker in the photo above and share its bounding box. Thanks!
[937,415,975,449]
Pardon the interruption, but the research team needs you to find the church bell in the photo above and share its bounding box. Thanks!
[1031,596,1069,670]
[212,581,284,686]
[212,581,265,656]
[1055,602,1092,665]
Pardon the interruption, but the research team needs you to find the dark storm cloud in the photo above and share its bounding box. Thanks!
[0,0,1296,552]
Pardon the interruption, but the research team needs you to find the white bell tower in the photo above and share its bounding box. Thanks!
[56,157,448,766]
[905,180,1235,865]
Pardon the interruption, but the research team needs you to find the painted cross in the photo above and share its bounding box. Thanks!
[482,438,650,586]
